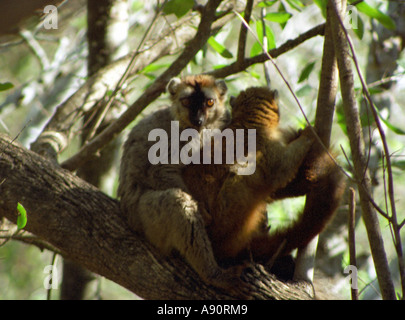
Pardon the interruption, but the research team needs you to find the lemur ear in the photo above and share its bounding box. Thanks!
[273,89,279,101]
[167,77,182,96]
[215,79,228,96]
[230,96,236,108]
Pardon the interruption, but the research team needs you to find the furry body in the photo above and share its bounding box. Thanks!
[183,87,345,266]
[118,75,244,289]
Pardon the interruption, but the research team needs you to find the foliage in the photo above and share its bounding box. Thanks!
[16,203,27,230]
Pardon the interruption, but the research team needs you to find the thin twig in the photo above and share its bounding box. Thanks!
[330,0,397,300]
[19,29,50,71]
[267,239,286,270]
[0,120,32,158]
[260,7,271,87]
[348,187,359,300]
[381,150,390,221]
[46,252,58,300]
[232,10,311,126]
[236,0,254,63]
[340,144,391,220]
[0,234,61,253]
[85,0,169,142]
[332,1,405,299]
[367,74,403,89]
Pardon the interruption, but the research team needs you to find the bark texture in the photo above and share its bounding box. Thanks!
[0,135,314,300]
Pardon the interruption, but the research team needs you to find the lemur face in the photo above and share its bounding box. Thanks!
[167,75,229,130]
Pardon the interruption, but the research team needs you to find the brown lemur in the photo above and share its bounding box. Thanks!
[182,86,346,270]
[118,74,245,289]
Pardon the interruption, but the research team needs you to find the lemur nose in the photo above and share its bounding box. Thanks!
[191,116,204,127]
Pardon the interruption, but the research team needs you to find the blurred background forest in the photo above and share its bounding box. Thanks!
[0,0,404,300]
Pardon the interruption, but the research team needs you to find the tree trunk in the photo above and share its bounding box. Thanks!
[330,0,396,300]
[0,134,314,300]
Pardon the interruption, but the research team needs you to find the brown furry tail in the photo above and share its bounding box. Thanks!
[249,151,346,263]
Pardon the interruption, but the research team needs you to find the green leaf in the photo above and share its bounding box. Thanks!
[264,25,276,50]
[0,82,14,92]
[163,0,194,18]
[257,1,278,8]
[264,12,292,24]
[250,21,276,57]
[212,64,228,70]
[131,0,143,12]
[336,105,348,136]
[207,37,233,59]
[367,87,384,95]
[250,42,263,57]
[353,1,396,30]
[141,63,171,74]
[246,69,261,79]
[392,160,405,170]
[376,109,405,135]
[258,20,276,49]
[352,14,364,39]
[17,202,27,229]
[296,84,312,97]
[298,61,316,83]
[360,112,374,128]
[286,0,305,11]
[276,1,289,29]
[140,63,174,80]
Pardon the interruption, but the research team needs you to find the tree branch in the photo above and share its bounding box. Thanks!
[236,0,254,63]
[333,3,405,297]
[61,0,223,171]
[0,134,314,300]
[348,188,359,300]
[30,13,201,161]
[293,0,340,282]
[330,0,396,300]
[209,23,325,78]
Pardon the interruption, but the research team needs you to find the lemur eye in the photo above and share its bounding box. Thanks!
[206,99,215,107]
[181,98,191,107]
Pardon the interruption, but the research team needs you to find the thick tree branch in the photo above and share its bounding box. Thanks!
[236,0,254,63]
[293,0,339,282]
[313,6,338,146]
[0,134,314,300]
